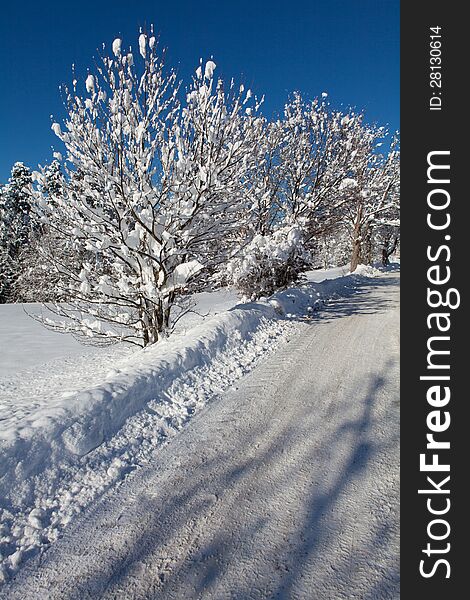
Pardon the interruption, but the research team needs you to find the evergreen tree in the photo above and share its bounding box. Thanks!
[0,162,33,302]
[14,161,69,302]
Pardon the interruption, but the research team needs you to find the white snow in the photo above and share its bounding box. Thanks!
[85,74,94,93]
[353,263,383,277]
[339,177,357,190]
[0,304,102,376]
[163,260,204,293]
[138,34,146,59]
[50,123,61,137]
[204,60,216,80]
[306,265,350,282]
[112,38,121,57]
[0,265,393,582]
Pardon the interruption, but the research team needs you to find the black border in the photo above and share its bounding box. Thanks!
[401,2,466,596]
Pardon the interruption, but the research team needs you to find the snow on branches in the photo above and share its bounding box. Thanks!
[9,27,400,345]
[337,131,400,270]
[33,32,262,346]
[226,225,310,300]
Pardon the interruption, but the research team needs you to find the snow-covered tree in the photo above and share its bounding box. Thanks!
[157,64,263,293]
[338,132,400,271]
[277,93,363,242]
[9,26,399,334]
[224,95,382,297]
[243,119,284,236]
[220,117,297,298]
[14,161,70,302]
[34,31,261,346]
[0,162,33,302]
[377,221,400,266]
[311,228,351,270]
[368,137,400,266]
[0,247,15,303]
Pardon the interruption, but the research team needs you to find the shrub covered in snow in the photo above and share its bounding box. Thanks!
[226,226,309,299]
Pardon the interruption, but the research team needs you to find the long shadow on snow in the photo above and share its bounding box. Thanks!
[53,363,399,598]
[5,274,399,599]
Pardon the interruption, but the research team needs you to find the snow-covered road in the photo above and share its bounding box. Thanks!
[2,273,399,599]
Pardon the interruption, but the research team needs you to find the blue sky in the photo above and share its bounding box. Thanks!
[0,0,399,182]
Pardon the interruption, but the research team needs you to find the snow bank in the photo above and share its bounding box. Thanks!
[353,262,400,277]
[0,266,390,581]
[352,263,383,278]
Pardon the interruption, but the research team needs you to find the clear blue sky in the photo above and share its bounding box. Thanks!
[0,0,399,182]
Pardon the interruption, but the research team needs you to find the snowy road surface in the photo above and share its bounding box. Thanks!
[2,273,399,599]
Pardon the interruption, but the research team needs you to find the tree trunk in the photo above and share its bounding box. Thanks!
[381,247,390,266]
[350,201,363,273]
[350,238,362,272]
[140,300,163,347]
[363,223,373,265]
[163,291,175,330]
[381,233,399,266]
[350,220,363,272]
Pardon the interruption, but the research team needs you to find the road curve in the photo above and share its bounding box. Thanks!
[2,273,400,600]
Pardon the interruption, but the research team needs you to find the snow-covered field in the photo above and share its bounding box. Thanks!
[0,264,391,582]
